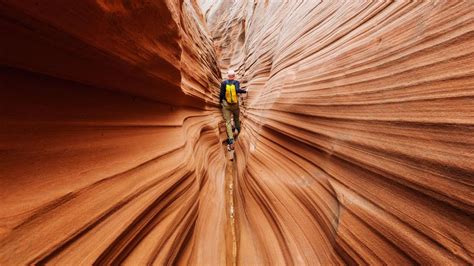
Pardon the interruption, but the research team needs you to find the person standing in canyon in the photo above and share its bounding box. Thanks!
[220,70,247,150]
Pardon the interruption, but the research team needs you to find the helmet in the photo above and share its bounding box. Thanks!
[227,70,235,77]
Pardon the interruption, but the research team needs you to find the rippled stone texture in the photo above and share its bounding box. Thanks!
[202,0,474,264]
[1,0,473,265]
[0,0,228,264]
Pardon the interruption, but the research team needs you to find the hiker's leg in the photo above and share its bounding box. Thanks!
[232,105,241,133]
[222,102,234,140]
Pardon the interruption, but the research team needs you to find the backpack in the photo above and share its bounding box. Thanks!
[225,80,238,103]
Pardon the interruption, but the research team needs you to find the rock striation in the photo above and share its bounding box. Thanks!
[202,0,474,264]
[0,0,229,264]
[0,0,473,265]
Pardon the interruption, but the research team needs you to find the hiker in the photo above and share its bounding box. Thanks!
[219,70,247,149]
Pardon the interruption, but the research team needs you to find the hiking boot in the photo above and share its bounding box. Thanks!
[228,138,235,150]
[234,128,240,141]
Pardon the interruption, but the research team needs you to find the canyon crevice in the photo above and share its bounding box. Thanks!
[1,0,473,265]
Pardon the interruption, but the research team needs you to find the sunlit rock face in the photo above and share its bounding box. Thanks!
[0,1,229,264]
[201,0,474,264]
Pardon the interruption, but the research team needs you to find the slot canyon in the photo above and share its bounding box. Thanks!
[0,0,473,265]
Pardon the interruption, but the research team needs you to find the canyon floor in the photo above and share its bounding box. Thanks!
[0,0,473,265]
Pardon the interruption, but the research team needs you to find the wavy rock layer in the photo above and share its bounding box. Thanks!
[202,0,474,264]
[1,0,473,265]
[0,0,229,264]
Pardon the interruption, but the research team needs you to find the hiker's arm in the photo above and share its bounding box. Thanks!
[236,81,247,93]
[219,82,225,103]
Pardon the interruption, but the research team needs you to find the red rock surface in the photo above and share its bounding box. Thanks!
[0,1,228,264]
[202,0,474,264]
[0,0,473,264]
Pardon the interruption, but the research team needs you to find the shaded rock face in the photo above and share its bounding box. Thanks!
[201,0,474,264]
[0,1,472,265]
[0,1,229,264]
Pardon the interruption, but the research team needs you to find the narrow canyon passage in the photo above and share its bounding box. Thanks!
[1,0,473,265]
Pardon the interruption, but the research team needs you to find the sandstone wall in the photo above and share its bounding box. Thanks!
[0,0,228,264]
[1,0,473,264]
[201,0,474,264]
